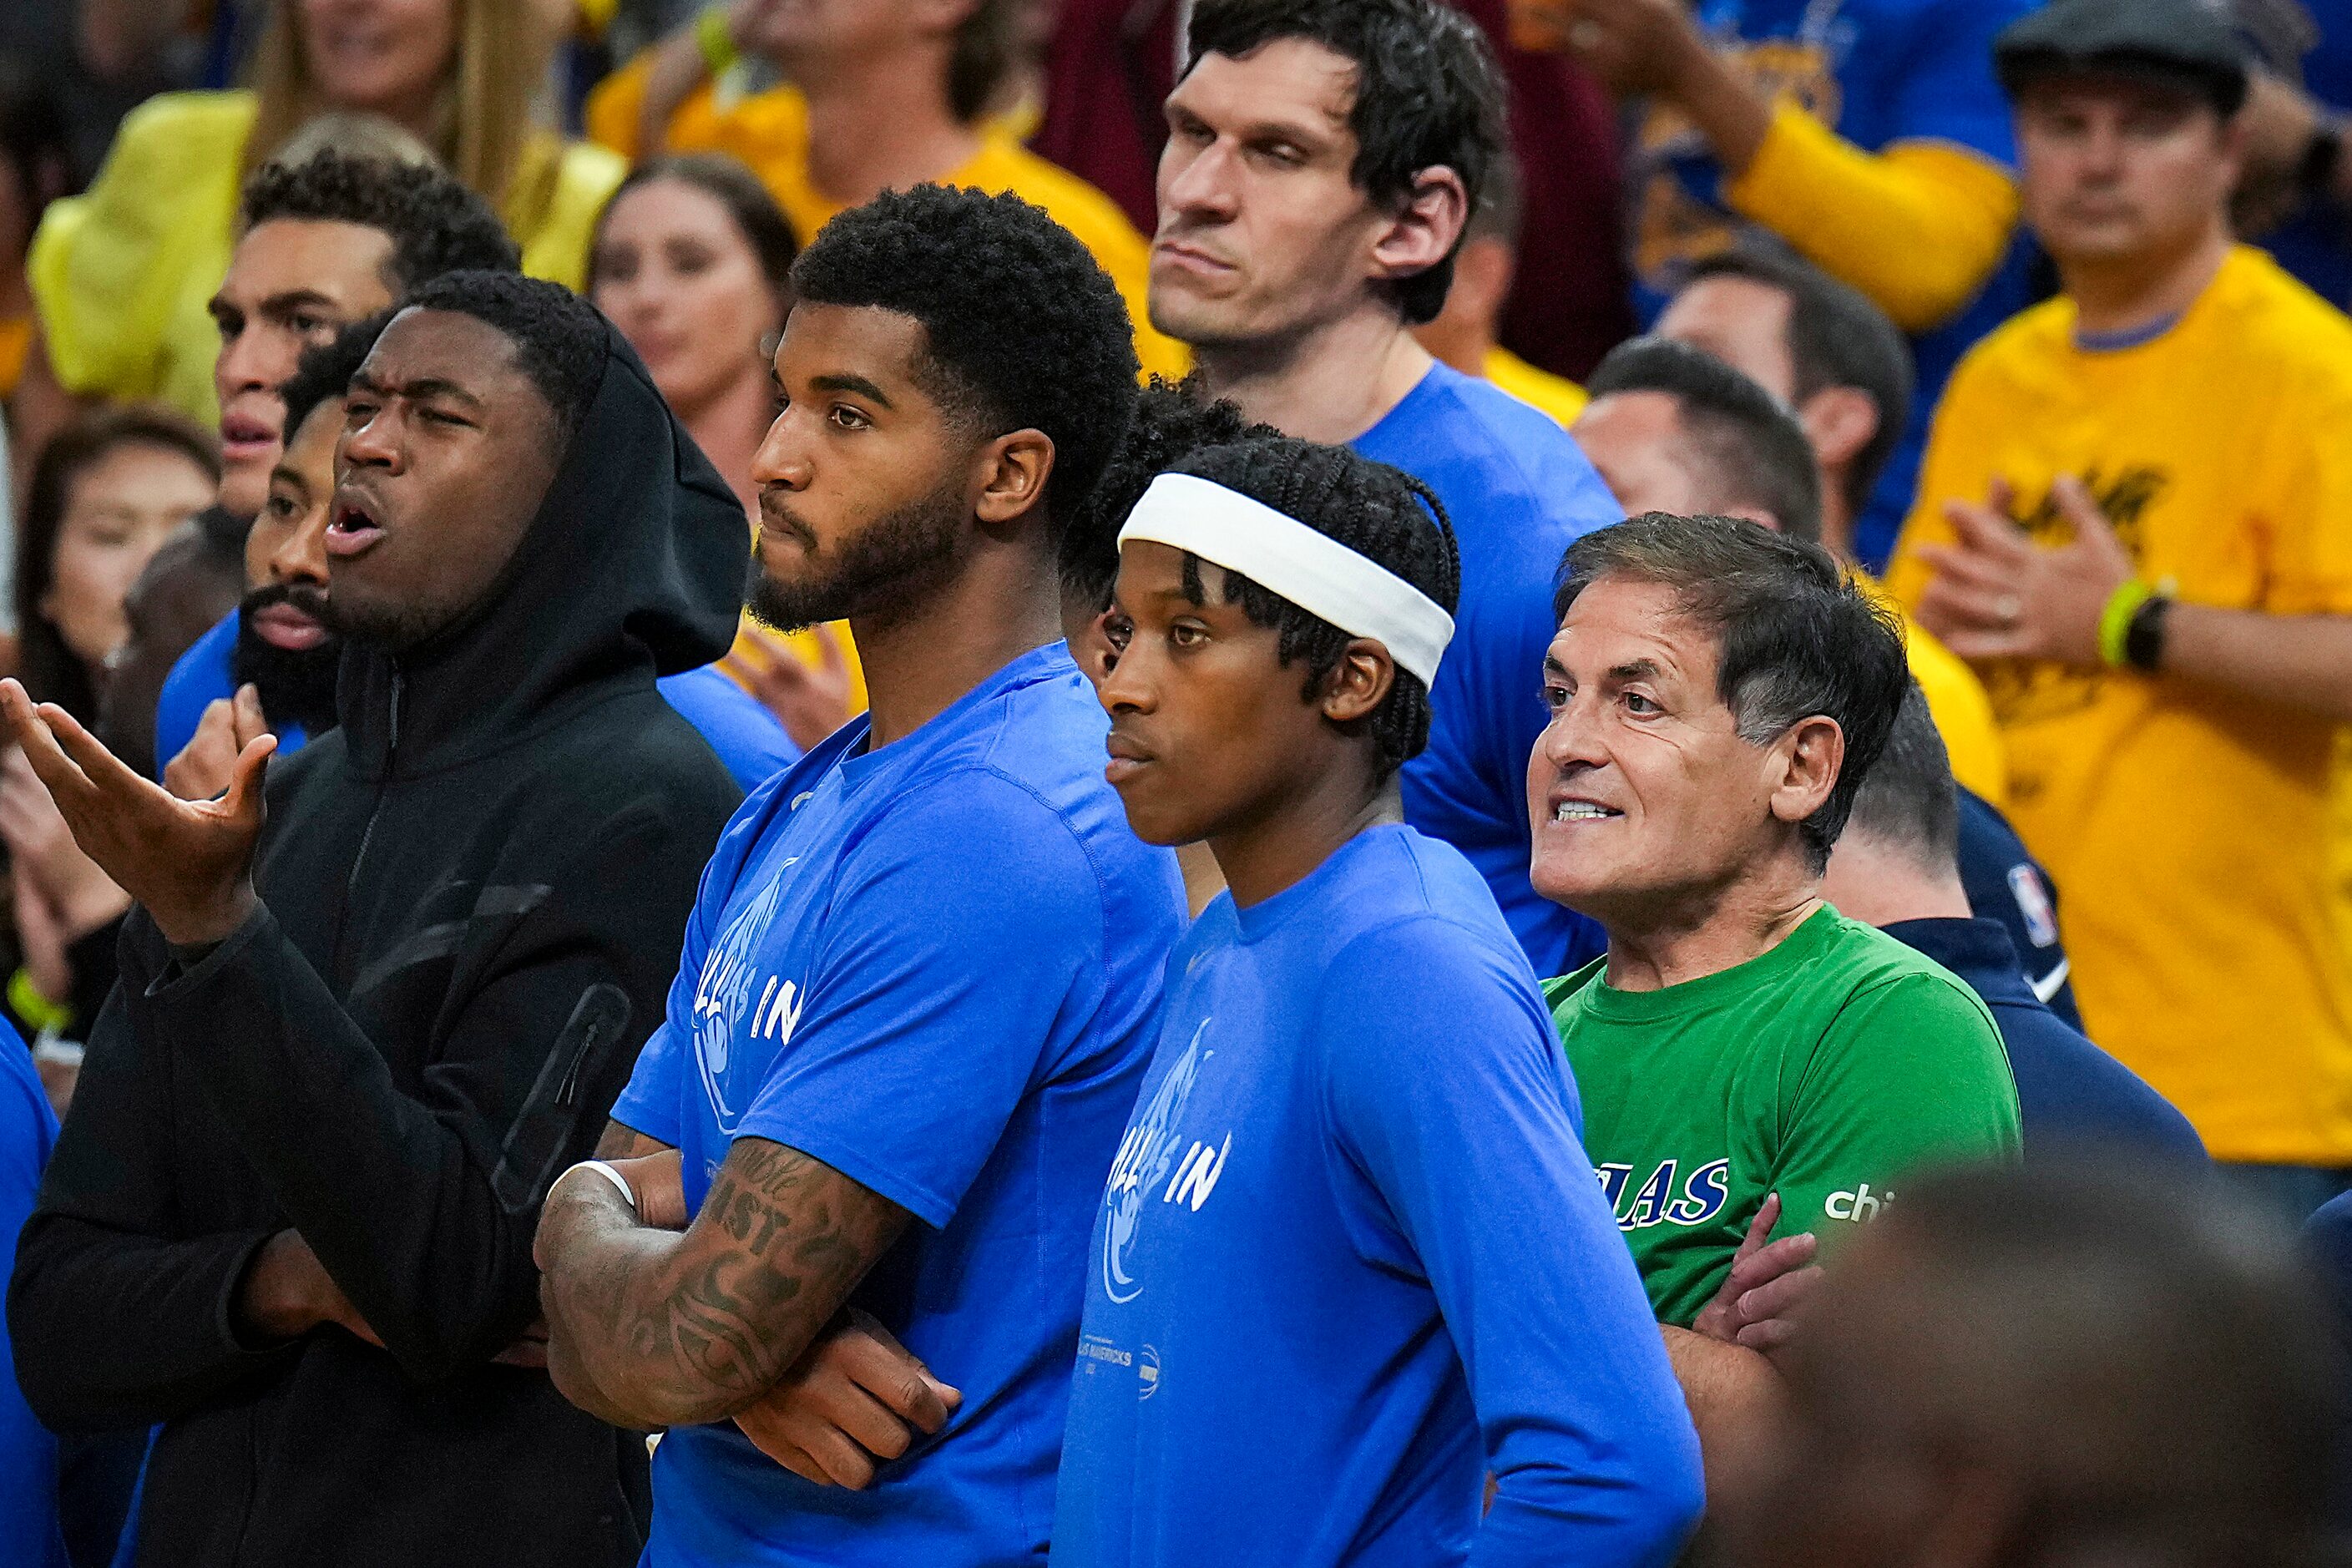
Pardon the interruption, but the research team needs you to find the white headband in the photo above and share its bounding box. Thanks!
[1116,473,1454,685]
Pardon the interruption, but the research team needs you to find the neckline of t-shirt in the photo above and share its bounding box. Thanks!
[2072,309,2187,354]
[1574,903,1839,1021]
[835,640,1073,787]
[1352,360,1453,449]
[1228,822,1415,944]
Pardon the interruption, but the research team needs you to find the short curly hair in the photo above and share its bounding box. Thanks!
[1168,436,1460,781]
[792,185,1141,543]
[240,149,521,297]
[1059,377,1279,615]
[398,271,608,445]
[279,312,392,440]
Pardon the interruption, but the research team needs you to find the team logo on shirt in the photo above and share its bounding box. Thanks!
[1100,1020,1229,1304]
[1596,1158,1732,1230]
[1981,466,2168,733]
[690,869,792,1132]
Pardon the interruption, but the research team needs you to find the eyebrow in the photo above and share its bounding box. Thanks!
[348,372,485,409]
[1608,659,1665,682]
[269,464,311,493]
[809,372,894,409]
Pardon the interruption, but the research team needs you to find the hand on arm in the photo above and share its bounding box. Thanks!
[0,679,271,947]
[534,1133,909,1431]
[735,1308,961,1487]
[1914,477,2352,722]
[1688,1193,1820,1366]
[235,1229,382,1348]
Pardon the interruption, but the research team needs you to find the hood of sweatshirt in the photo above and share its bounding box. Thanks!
[335,318,750,779]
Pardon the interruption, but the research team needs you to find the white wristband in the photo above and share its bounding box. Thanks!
[561,1159,639,1212]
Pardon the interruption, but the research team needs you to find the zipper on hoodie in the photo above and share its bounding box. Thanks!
[331,670,402,984]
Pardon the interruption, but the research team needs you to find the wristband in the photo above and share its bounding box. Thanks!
[695,4,739,76]
[2096,578,2155,669]
[8,968,72,1037]
[560,1159,639,1212]
[2123,591,2173,674]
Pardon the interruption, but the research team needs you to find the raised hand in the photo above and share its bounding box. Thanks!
[0,678,273,948]
[1691,1193,1822,1368]
[721,623,854,752]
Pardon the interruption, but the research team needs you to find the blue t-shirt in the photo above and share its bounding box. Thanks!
[155,609,797,791]
[0,1025,68,1568]
[1882,917,2203,1163]
[1628,0,2042,569]
[1055,825,1702,1568]
[1954,787,2081,1031]
[612,641,1184,1567]
[1353,362,1618,979]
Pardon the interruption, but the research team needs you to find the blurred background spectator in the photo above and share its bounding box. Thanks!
[13,0,623,460]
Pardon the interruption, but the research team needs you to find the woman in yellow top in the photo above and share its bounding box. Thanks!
[22,0,626,433]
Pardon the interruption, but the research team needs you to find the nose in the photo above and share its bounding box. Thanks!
[1535,689,1611,776]
[272,498,334,588]
[215,324,281,397]
[340,405,400,471]
[1095,627,1157,717]
[1159,137,1239,227]
[750,405,812,492]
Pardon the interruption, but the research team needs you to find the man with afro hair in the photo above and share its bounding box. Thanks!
[535,184,1186,1568]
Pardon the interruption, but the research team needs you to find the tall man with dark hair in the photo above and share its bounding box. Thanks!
[1056,436,1702,1567]
[1888,0,2352,1206]
[1535,513,2021,1479]
[534,186,1185,1568]
[1818,685,2202,1161]
[4,272,750,1568]
[1150,0,1621,974]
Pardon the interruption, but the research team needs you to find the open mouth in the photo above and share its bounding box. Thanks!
[326,496,387,559]
[1550,798,1623,824]
[249,602,330,651]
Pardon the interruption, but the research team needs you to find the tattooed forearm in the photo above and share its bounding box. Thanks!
[596,1119,668,1159]
[536,1136,908,1429]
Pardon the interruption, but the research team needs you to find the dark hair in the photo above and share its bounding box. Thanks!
[240,149,521,296]
[1186,0,1506,325]
[1808,1161,2335,1564]
[1841,681,1958,870]
[1167,436,1459,781]
[1060,377,1281,614]
[1554,513,1908,870]
[397,271,609,444]
[948,0,1023,122]
[0,56,70,246]
[1586,336,1823,543]
[1683,246,1913,518]
[792,185,1141,542]
[279,313,394,442]
[589,154,798,301]
[17,406,224,724]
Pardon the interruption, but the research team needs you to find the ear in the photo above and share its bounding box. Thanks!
[1320,638,1398,726]
[1765,714,1844,832]
[972,428,1056,529]
[1368,167,1470,289]
[1722,503,1785,534]
[1797,386,1879,472]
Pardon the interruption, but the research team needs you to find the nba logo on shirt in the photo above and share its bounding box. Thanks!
[2007,863,2060,948]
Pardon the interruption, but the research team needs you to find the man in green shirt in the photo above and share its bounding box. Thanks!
[1531,512,2021,1467]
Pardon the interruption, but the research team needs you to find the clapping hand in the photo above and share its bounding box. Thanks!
[0,679,272,948]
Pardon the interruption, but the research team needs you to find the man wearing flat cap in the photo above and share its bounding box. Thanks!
[1885,0,2352,1216]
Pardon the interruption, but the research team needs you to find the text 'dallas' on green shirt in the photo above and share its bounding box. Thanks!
[1544,905,2021,1328]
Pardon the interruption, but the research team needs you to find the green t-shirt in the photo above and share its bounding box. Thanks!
[1544,904,2021,1328]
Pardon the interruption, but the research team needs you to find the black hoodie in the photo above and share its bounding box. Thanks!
[8,322,748,1567]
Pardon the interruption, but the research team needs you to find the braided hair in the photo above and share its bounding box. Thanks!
[1168,436,1460,780]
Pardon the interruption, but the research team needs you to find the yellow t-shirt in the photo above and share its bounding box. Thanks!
[28,91,625,422]
[1885,245,2352,1164]
[1480,346,1586,427]
[585,65,1187,382]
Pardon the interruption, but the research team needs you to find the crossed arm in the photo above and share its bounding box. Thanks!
[534,1120,913,1432]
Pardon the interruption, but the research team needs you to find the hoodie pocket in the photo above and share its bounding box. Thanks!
[490,983,633,1212]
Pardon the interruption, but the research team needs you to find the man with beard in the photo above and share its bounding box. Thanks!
[3,272,748,1568]
[534,185,1185,1567]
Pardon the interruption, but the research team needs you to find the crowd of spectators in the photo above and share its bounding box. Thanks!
[0,0,2349,1564]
